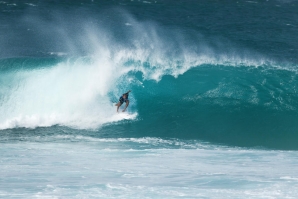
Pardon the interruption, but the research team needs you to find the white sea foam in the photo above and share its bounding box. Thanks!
[0,56,136,130]
[1,141,298,198]
[25,3,37,7]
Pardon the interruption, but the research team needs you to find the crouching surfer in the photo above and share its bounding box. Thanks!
[115,90,131,112]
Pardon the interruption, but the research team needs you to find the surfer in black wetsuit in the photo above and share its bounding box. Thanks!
[115,90,131,112]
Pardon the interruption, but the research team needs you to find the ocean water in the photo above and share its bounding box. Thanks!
[1,0,298,198]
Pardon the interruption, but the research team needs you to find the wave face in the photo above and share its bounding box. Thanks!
[1,57,298,149]
[1,0,298,150]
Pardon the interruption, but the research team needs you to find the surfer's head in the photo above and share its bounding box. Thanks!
[123,94,128,99]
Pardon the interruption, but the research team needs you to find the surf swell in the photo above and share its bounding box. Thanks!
[0,9,298,149]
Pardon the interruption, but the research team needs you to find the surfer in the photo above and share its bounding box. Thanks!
[115,90,131,112]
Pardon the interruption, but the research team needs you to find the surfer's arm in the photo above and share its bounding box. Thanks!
[124,90,131,95]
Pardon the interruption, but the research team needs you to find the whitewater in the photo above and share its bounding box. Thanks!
[2,136,298,198]
[1,0,298,198]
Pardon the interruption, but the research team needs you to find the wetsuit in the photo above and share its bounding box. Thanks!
[119,93,129,104]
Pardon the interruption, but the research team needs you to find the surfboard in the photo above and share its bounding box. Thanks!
[118,112,137,120]
[118,112,131,119]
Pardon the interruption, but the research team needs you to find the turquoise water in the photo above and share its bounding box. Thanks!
[1,0,298,198]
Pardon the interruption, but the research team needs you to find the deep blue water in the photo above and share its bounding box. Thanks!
[1,0,298,198]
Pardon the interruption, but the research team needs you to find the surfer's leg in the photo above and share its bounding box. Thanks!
[122,100,129,112]
[116,102,123,112]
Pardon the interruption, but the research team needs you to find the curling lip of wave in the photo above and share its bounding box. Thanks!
[0,51,295,131]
